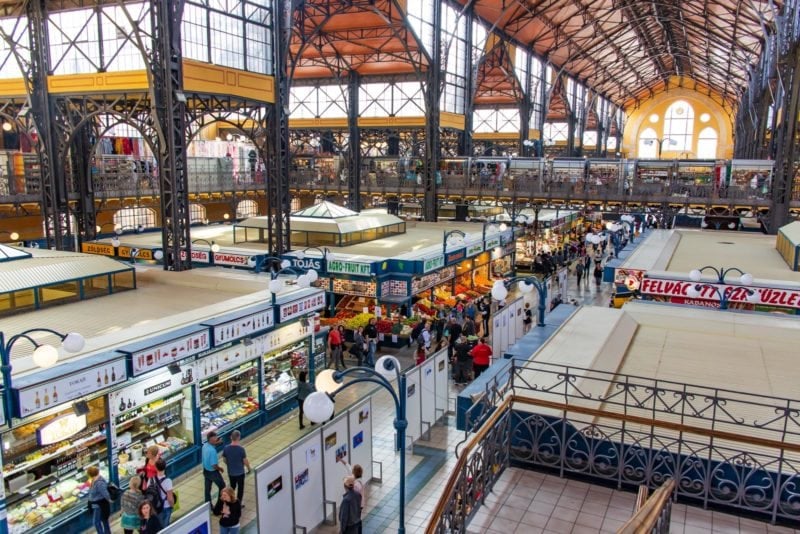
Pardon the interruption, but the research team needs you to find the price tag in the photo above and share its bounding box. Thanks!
[375,308,382,317]
[391,335,398,343]
[378,333,385,341]
[36,495,50,507]
[363,307,369,314]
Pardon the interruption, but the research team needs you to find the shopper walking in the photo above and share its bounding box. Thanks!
[575,261,584,288]
[446,317,462,361]
[121,477,144,534]
[470,337,493,378]
[363,318,378,367]
[339,476,362,534]
[153,459,175,527]
[138,501,162,534]
[523,303,533,333]
[594,262,603,286]
[87,465,112,534]
[218,487,243,534]
[202,431,226,509]
[223,430,251,503]
[297,371,314,429]
[351,326,366,366]
[584,255,591,287]
[329,325,344,370]
[478,297,490,337]
[453,334,473,385]
[138,445,160,487]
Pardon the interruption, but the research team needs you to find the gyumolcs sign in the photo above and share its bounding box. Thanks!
[639,278,800,309]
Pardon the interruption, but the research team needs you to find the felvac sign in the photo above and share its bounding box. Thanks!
[327,259,373,276]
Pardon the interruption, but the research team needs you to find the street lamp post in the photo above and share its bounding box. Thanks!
[304,357,408,533]
[491,276,548,327]
[191,238,221,253]
[686,266,758,310]
[267,261,319,304]
[0,328,85,422]
[686,283,759,310]
[645,137,678,159]
[442,229,466,257]
[482,221,508,244]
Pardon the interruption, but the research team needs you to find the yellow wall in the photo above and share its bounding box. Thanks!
[622,85,734,159]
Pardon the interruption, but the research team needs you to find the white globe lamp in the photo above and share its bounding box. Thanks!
[746,290,760,303]
[307,269,319,283]
[303,391,335,424]
[33,344,59,368]
[281,259,291,269]
[375,355,401,381]
[739,273,753,286]
[518,281,534,294]
[689,269,702,282]
[686,285,701,298]
[62,332,85,353]
[269,279,284,294]
[210,243,221,253]
[153,250,164,261]
[491,280,508,301]
[297,274,311,288]
[314,369,340,394]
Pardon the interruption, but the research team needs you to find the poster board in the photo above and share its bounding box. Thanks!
[434,351,449,417]
[420,358,437,431]
[321,412,350,507]
[290,430,325,530]
[404,366,422,444]
[348,397,373,483]
[165,502,211,534]
[492,312,502,359]
[255,449,294,534]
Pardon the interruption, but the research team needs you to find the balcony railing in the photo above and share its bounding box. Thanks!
[426,360,800,533]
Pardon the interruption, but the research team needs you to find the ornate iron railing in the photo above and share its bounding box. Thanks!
[426,396,513,534]
[427,360,800,532]
[510,360,800,524]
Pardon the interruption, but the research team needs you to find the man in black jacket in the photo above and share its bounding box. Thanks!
[338,476,361,534]
[453,335,473,385]
[363,318,378,367]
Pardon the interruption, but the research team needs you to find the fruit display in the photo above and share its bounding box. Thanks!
[7,466,108,534]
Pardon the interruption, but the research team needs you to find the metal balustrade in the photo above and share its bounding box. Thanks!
[426,360,800,533]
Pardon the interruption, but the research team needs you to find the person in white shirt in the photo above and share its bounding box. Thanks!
[338,458,368,511]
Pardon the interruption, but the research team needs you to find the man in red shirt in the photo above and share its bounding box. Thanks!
[329,326,344,370]
[470,337,493,378]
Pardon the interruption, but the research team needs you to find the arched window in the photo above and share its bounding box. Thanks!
[663,100,694,152]
[189,203,206,224]
[236,199,258,219]
[696,127,718,159]
[114,207,157,230]
[638,128,658,158]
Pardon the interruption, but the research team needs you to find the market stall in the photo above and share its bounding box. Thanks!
[5,355,127,534]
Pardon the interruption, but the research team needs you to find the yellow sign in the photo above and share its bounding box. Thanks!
[118,247,153,260]
[81,242,115,256]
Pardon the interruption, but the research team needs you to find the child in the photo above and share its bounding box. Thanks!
[416,342,426,366]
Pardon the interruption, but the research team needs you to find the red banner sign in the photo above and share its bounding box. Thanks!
[640,278,800,309]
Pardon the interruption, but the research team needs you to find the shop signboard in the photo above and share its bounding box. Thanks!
[124,330,210,376]
[118,246,154,260]
[180,248,211,263]
[37,413,87,446]
[196,336,267,381]
[503,243,515,256]
[260,321,312,355]
[110,367,193,417]
[445,249,466,266]
[423,255,445,273]
[640,278,800,310]
[411,266,456,294]
[381,279,408,297]
[485,237,501,250]
[15,358,127,418]
[285,255,326,272]
[213,251,253,267]
[81,242,115,256]
[466,243,483,257]
[210,308,274,345]
[385,259,414,274]
[279,292,326,322]
[614,268,646,290]
[327,259,373,276]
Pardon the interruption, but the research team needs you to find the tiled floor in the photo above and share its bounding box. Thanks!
[464,467,800,534]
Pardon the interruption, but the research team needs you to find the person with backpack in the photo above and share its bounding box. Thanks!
[409,320,425,348]
[153,459,175,526]
[87,465,112,534]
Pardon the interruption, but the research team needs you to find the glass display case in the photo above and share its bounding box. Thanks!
[199,360,260,437]
[114,386,194,481]
[3,398,109,533]
[263,340,307,406]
